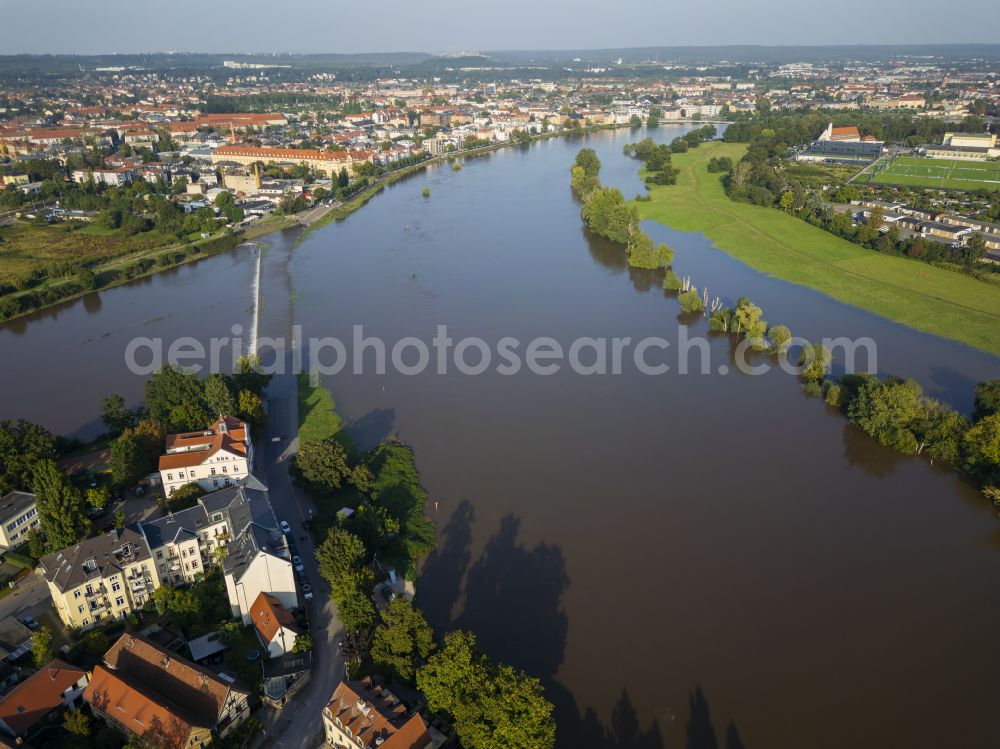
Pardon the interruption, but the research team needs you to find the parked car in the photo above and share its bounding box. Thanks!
[19,616,39,631]
[302,584,314,601]
[279,520,291,535]
[380,583,396,602]
[292,555,304,573]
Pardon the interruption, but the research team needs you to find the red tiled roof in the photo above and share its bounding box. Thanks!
[250,592,301,645]
[102,634,241,726]
[0,659,86,736]
[325,678,431,749]
[84,666,206,749]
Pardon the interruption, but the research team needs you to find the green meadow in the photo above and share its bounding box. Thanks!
[634,142,1000,356]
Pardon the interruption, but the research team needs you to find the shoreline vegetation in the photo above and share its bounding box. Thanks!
[632,140,1000,357]
[293,375,558,748]
[573,144,1000,509]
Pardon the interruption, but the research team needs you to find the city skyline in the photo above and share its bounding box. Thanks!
[3,0,1000,55]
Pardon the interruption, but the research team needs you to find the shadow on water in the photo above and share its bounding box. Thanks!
[347,407,396,452]
[583,227,664,293]
[420,501,749,749]
[840,422,906,479]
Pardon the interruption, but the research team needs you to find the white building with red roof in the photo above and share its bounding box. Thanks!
[158,416,254,496]
[322,678,434,749]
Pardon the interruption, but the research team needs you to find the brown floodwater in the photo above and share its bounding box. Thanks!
[2,125,999,748]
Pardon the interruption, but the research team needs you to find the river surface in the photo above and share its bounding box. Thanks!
[3,125,1000,748]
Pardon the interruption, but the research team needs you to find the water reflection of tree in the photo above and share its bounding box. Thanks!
[420,501,751,749]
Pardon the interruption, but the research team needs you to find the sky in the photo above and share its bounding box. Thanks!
[3,0,999,54]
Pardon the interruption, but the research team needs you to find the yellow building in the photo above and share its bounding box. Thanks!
[38,528,161,631]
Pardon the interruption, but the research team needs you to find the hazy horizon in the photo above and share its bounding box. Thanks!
[4,0,999,56]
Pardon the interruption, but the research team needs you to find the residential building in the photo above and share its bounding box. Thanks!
[250,592,302,657]
[159,415,254,497]
[85,665,213,749]
[87,634,251,742]
[0,491,39,549]
[322,678,433,749]
[38,528,160,631]
[0,660,88,740]
[0,618,33,663]
[138,475,272,585]
[211,145,351,177]
[223,521,297,623]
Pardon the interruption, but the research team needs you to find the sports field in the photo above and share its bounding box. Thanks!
[871,155,1000,191]
[634,142,1000,356]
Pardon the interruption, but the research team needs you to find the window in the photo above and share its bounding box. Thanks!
[112,582,121,592]
[156,551,163,559]
[115,596,125,606]
[191,560,198,569]
[167,473,173,481]
[211,468,216,475]
[74,590,81,599]
[78,605,84,614]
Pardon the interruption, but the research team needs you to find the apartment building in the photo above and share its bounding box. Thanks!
[223,521,297,623]
[159,416,254,497]
[322,678,433,749]
[38,528,160,631]
[0,491,39,549]
[85,633,251,746]
[138,475,271,585]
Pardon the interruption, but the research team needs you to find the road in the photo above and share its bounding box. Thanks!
[0,572,50,625]
[254,364,344,749]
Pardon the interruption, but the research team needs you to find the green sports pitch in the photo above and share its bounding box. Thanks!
[871,156,1000,191]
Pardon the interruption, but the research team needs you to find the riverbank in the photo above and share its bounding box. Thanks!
[0,229,243,323]
[633,141,1000,356]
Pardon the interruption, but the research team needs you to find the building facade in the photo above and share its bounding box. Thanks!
[0,491,39,549]
[38,529,160,631]
[159,416,254,497]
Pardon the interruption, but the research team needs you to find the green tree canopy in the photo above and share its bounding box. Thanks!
[417,630,556,749]
[32,459,87,551]
[371,598,435,681]
[297,437,351,490]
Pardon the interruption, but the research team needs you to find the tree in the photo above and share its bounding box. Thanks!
[973,379,1000,421]
[110,436,143,487]
[350,464,375,493]
[32,459,87,550]
[768,325,792,353]
[963,412,1000,484]
[337,168,350,188]
[371,598,435,681]
[846,378,925,454]
[797,342,831,383]
[204,373,237,417]
[317,528,371,598]
[86,486,111,510]
[100,394,136,435]
[678,289,704,314]
[0,419,55,496]
[293,632,313,653]
[32,625,53,666]
[237,389,266,432]
[580,187,638,245]
[64,708,91,737]
[573,148,601,178]
[348,503,400,551]
[145,367,211,432]
[778,191,794,212]
[297,437,351,490]
[417,630,556,749]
